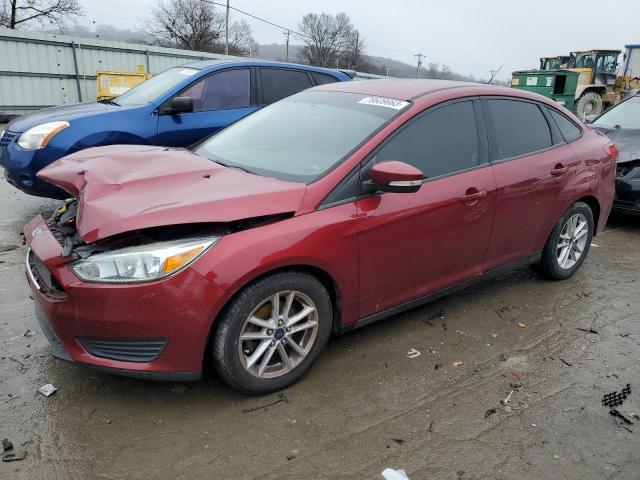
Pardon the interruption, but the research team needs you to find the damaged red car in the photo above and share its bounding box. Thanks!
[25,80,617,394]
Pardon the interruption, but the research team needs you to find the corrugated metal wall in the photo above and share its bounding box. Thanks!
[0,28,241,117]
[0,28,388,119]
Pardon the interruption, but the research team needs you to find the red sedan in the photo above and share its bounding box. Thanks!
[25,80,617,394]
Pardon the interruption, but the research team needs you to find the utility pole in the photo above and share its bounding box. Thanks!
[488,65,503,84]
[353,32,359,70]
[414,53,425,79]
[224,0,230,55]
[284,30,291,62]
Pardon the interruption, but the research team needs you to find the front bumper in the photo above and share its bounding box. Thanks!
[1,131,69,198]
[613,164,640,215]
[25,216,231,381]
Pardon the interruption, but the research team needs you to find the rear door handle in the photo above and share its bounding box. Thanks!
[551,164,569,176]
[460,188,487,204]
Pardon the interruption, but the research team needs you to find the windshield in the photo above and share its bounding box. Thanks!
[115,67,199,106]
[593,96,640,129]
[194,90,409,183]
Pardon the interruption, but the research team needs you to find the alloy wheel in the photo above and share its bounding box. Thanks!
[238,291,319,378]
[556,213,589,270]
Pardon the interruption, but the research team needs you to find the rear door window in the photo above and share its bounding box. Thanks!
[548,108,582,142]
[180,68,251,112]
[260,68,313,105]
[374,100,480,178]
[484,99,552,160]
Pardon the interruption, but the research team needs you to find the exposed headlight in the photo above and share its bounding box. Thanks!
[17,121,70,150]
[71,236,219,283]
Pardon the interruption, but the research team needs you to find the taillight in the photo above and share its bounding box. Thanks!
[606,143,619,159]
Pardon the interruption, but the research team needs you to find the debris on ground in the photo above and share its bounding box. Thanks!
[23,329,36,337]
[390,438,405,445]
[495,307,510,317]
[516,322,527,328]
[381,468,410,479]
[423,309,446,328]
[504,405,512,413]
[407,348,421,359]
[559,358,573,367]
[451,360,463,367]
[286,449,298,461]
[501,390,514,405]
[428,421,434,432]
[2,449,26,462]
[602,384,631,407]
[434,363,443,370]
[38,384,57,397]
[0,244,18,252]
[242,393,288,413]
[577,327,598,334]
[610,408,634,425]
[484,407,497,418]
[1,438,26,462]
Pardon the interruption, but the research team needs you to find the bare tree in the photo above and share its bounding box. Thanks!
[0,0,83,29]
[147,0,224,51]
[340,29,364,70]
[298,12,355,67]
[227,19,257,57]
[147,0,257,56]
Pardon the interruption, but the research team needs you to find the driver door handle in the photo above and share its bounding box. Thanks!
[551,164,569,176]
[460,188,487,204]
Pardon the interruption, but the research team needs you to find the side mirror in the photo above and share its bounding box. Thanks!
[371,161,423,193]
[162,96,193,115]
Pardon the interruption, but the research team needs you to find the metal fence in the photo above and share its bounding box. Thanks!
[0,28,244,118]
[0,28,388,120]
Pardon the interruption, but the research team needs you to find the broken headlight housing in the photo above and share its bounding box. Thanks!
[71,236,219,283]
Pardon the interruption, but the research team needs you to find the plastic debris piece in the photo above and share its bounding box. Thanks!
[602,384,631,408]
[38,384,57,397]
[381,468,409,480]
[451,360,463,367]
[502,390,514,405]
[2,450,26,462]
[23,329,36,337]
[577,327,598,334]
[390,438,405,445]
[2,439,12,452]
[484,407,497,418]
[517,322,527,328]
[407,348,421,359]
[610,408,634,425]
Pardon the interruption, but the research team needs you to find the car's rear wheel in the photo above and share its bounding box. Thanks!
[539,202,594,280]
[212,271,332,394]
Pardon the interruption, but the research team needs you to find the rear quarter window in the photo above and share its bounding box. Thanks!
[484,99,552,160]
[548,108,582,142]
[312,72,340,85]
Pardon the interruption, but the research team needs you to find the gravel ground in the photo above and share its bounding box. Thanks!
[1,178,639,480]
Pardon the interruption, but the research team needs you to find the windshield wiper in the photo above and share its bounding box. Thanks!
[213,160,255,175]
[98,99,120,106]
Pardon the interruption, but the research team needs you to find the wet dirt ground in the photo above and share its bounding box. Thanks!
[1,178,639,480]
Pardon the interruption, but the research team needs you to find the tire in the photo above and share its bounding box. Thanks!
[574,91,603,118]
[538,202,594,280]
[212,271,332,394]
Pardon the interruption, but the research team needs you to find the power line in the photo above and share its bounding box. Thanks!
[203,1,308,39]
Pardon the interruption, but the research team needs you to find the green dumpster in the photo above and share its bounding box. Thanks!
[511,69,579,110]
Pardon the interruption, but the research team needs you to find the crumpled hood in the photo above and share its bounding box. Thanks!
[37,145,307,243]
[593,126,640,163]
[7,102,136,133]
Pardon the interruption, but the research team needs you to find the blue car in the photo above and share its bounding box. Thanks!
[0,60,351,198]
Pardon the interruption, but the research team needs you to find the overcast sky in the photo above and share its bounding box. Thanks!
[78,0,640,81]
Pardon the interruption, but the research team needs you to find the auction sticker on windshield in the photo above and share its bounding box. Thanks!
[358,96,410,110]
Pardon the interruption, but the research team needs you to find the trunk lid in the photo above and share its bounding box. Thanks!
[37,145,307,243]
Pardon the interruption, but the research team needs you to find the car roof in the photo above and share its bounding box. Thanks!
[314,79,496,101]
[181,58,342,74]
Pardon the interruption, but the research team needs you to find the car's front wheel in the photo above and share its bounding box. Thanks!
[539,201,594,280]
[212,271,332,394]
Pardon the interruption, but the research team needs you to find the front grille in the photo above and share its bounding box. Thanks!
[77,338,168,363]
[27,249,68,300]
[0,131,16,147]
